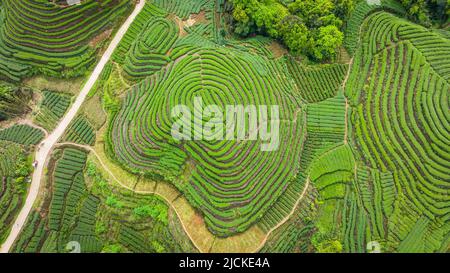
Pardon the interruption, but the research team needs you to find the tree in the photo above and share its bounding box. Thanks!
[332,0,355,20]
[230,0,348,62]
[288,0,342,29]
[278,15,309,55]
[310,25,344,61]
[427,0,449,24]
[399,0,450,26]
[106,195,123,208]
[253,1,289,37]
[0,84,32,121]
[232,3,253,35]
[133,204,168,224]
[231,0,288,37]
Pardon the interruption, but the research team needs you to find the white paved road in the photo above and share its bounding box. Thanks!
[0,0,146,253]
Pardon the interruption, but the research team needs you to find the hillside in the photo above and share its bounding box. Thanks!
[0,0,448,254]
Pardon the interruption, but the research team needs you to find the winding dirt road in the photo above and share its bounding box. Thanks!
[0,0,146,253]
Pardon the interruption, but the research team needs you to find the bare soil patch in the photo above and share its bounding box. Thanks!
[337,46,351,64]
[80,94,106,130]
[170,10,209,38]
[267,41,288,58]
[24,76,84,95]
[191,11,208,25]
[89,28,113,48]
[169,14,188,37]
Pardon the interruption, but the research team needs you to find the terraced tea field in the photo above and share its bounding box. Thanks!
[0,124,44,245]
[0,0,132,82]
[34,91,72,130]
[12,146,196,253]
[0,0,448,254]
[344,11,450,252]
[0,124,44,146]
[109,47,304,236]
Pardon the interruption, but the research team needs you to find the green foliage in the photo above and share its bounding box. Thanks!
[288,0,342,29]
[151,241,165,253]
[252,1,290,37]
[13,156,32,180]
[401,0,431,25]
[0,142,31,244]
[103,88,121,114]
[106,196,124,209]
[278,16,309,55]
[95,222,107,236]
[86,160,111,196]
[86,161,98,177]
[313,237,343,253]
[334,0,356,19]
[0,83,32,121]
[133,204,168,224]
[400,0,449,26]
[232,0,289,36]
[230,0,347,60]
[102,244,123,253]
[311,25,344,60]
